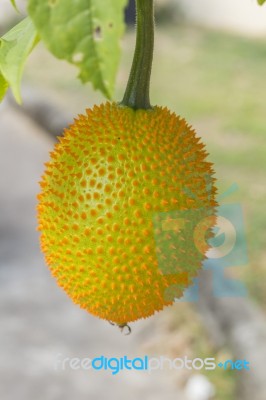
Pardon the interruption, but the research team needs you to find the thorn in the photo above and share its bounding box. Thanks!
[108,321,132,335]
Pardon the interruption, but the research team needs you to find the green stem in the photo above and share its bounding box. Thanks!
[121,0,154,110]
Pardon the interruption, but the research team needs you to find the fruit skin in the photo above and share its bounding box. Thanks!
[37,102,217,325]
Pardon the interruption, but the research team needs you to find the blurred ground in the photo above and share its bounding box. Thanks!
[1,15,266,400]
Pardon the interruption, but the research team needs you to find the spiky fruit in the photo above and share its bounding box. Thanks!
[37,102,217,325]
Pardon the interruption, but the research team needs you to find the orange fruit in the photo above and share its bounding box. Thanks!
[37,102,217,325]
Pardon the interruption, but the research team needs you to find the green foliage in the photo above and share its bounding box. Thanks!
[258,0,266,4]
[28,0,127,99]
[0,73,9,101]
[0,0,127,103]
[10,0,18,11]
[0,17,39,103]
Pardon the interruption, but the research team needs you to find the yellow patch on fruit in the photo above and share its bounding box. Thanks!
[37,102,217,325]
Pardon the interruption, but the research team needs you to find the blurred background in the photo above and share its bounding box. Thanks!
[1,0,266,399]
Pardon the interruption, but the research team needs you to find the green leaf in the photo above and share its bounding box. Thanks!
[0,73,9,101]
[28,0,127,99]
[10,0,18,11]
[258,0,266,4]
[0,17,39,103]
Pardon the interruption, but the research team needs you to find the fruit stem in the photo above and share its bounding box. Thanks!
[120,0,154,110]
